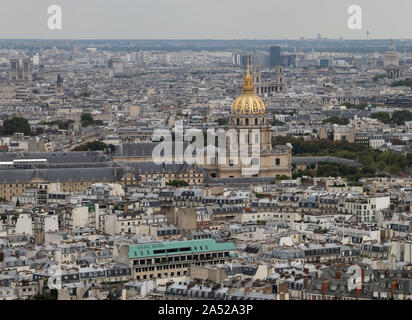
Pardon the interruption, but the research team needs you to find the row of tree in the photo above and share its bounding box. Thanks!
[391,78,412,88]
[165,180,189,187]
[81,113,103,127]
[370,110,412,126]
[273,136,412,176]
[40,119,75,130]
[72,140,115,152]
[0,113,103,137]
[322,116,349,125]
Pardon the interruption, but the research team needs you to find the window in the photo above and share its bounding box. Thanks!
[276,158,280,165]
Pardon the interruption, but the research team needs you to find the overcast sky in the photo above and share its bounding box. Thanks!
[1,0,412,39]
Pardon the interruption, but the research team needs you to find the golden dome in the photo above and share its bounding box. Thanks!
[231,59,266,115]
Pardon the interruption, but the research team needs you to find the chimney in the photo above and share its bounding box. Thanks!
[390,279,399,298]
[335,269,341,279]
[322,279,329,296]
[355,287,362,298]
[303,278,309,289]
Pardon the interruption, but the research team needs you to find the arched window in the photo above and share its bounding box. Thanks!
[245,118,249,125]
[237,118,240,125]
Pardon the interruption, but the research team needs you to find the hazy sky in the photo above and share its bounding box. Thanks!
[1,0,412,39]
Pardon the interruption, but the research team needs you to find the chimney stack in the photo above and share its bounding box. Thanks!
[322,279,329,297]
[390,279,399,298]
[355,287,362,298]
[335,269,341,279]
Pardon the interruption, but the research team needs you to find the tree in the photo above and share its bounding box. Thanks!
[277,175,290,180]
[387,164,401,175]
[391,78,412,88]
[3,117,32,136]
[166,180,189,187]
[391,110,412,126]
[373,74,388,82]
[407,153,412,167]
[391,138,403,145]
[35,127,44,135]
[272,119,286,126]
[370,112,391,124]
[73,140,113,152]
[81,113,103,127]
[322,116,349,125]
[40,120,74,130]
[33,289,58,300]
[274,135,412,177]
[216,118,228,126]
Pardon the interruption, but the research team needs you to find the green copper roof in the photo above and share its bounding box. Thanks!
[128,238,237,259]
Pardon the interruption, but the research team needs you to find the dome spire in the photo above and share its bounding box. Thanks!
[243,57,254,94]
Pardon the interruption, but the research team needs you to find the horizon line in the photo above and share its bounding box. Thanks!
[0,38,410,42]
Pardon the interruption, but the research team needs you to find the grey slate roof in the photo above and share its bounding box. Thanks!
[0,167,124,183]
[0,151,109,164]
[114,142,190,157]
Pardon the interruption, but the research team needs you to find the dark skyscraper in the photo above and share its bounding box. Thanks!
[269,46,281,69]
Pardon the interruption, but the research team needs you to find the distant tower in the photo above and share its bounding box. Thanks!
[56,74,63,93]
[275,66,284,91]
[383,40,403,79]
[383,39,399,67]
[370,54,377,69]
[269,46,281,69]
[9,58,32,84]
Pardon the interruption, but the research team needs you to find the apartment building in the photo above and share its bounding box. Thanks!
[340,196,390,223]
[115,238,237,280]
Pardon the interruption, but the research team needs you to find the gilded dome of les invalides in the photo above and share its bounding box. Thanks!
[230,59,266,115]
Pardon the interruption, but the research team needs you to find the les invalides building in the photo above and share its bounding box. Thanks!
[203,61,292,179]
